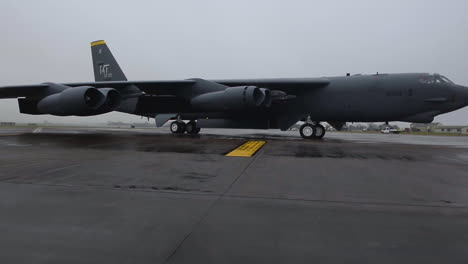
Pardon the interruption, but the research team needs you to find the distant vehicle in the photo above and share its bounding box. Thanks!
[1,40,468,139]
[381,127,400,134]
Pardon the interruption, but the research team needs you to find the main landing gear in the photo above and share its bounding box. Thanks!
[170,119,200,135]
[299,118,326,139]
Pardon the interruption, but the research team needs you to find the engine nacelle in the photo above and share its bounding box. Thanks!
[191,86,271,111]
[37,86,105,116]
[259,88,272,107]
[95,88,122,114]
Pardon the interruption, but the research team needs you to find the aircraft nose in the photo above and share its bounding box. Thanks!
[459,85,468,105]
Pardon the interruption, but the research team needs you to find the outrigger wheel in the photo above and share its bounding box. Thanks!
[170,121,186,134]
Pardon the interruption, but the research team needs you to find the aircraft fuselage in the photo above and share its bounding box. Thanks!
[136,73,468,130]
[299,73,467,123]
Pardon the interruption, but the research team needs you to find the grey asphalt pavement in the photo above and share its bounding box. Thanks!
[0,127,467,263]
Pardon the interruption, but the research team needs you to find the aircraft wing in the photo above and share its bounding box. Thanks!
[0,80,196,99]
[73,78,330,94]
[63,80,196,94]
[0,84,48,98]
[213,77,330,92]
[0,78,328,98]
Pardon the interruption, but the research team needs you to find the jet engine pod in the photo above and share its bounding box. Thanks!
[98,88,122,112]
[37,86,105,116]
[259,88,271,107]
[235,86,264,107]
[191,86,271,111]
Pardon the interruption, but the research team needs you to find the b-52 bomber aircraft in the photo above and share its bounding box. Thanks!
[1,40,467,139]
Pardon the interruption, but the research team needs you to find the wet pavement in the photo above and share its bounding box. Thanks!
[1,127,468,263]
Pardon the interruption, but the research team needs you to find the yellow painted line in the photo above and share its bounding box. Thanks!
[91,40,106,47]
[226,140,266,157]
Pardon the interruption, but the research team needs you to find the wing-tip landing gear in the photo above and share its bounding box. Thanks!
[299,117,325,139]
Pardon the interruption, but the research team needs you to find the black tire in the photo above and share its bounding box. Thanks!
[170,121,180,134]
[177,121,186,133]
[170,121,186,134]
[186,121,197,134]
[300,124,316,139]
[313,124,326,139]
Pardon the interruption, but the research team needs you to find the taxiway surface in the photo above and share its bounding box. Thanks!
[0,127,468,263]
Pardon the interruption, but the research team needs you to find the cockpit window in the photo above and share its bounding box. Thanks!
[440,76,454,84]
[419,74,454,85]
[419,75,435,84]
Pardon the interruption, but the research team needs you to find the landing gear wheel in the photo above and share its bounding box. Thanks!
[300,124,316,139]
[185,121,200,134]
[170,121,186,134]
[313,124,326,139]
[185,122,194,134]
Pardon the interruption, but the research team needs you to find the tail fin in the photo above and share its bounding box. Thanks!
[90,40,127,82]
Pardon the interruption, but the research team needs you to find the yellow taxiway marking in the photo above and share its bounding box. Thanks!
[226,140,266,157]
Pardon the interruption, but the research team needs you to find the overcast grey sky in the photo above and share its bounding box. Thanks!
[1,0,467,125]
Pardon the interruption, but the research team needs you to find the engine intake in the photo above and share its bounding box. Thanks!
[191,86,271,111]
[96,88,122,113]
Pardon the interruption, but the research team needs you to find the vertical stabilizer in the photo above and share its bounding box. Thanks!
[90,40,127,82]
